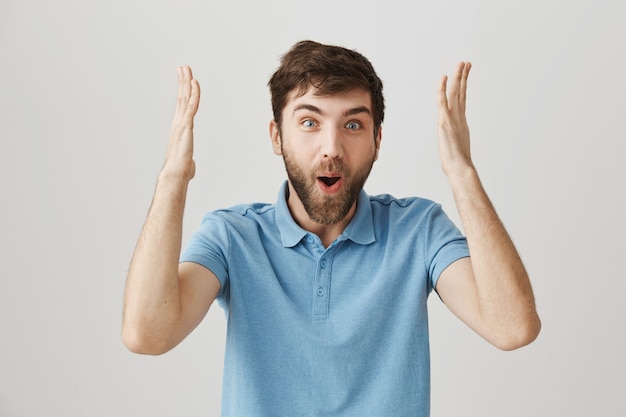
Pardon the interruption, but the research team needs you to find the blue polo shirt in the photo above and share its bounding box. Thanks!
[181,181,469,417]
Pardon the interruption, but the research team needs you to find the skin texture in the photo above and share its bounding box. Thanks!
[122,62,540,355]
[122,67,220,355]
[434,62,541,350]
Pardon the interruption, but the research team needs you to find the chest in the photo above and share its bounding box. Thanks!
[222,233,431,326]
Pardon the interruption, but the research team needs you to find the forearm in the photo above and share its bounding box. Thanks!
[449,166,540,348]
[122,66,201,354]
[437,62,539,349]
[122,173,189,354]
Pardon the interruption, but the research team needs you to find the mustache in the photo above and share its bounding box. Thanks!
[314,159,345,175]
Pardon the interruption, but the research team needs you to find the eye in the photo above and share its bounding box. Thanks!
[302,119,316,128]
[346,121,361,130]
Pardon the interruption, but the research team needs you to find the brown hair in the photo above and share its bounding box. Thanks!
[268,40,385,138]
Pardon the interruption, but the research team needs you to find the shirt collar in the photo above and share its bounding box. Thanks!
[275,181,376,248]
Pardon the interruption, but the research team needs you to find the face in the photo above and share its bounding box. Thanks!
[270,87,382,225]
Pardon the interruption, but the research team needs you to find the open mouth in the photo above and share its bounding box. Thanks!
[319,176,341,186]
[317,176,343,194]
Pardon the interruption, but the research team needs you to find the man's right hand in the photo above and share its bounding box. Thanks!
[162,66,200,182]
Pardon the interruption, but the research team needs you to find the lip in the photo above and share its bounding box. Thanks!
[316,173,343,194]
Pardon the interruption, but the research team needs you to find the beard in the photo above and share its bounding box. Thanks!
[282,149,375,225]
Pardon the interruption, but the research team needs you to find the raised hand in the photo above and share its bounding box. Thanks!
[437,62,472,176]
[163,66,201,182]
[435,62,541,350]
[123,66,212,355]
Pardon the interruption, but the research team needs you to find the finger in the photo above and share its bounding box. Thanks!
[179,66,192,102]
[175,67,186,119]
[438,75,449,111]
[177,66,186,104]
[459,62,471,113]
[183,65,194,85]
[448,62,465,108]
[188,78,201,115]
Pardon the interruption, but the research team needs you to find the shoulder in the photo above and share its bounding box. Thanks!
[368,193,440,216]
[196,202,279,243]
[365,192,458,237]
[205,202,276,224]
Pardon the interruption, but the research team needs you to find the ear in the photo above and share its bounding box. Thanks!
[269,120,282,155]
[373,126,382,161]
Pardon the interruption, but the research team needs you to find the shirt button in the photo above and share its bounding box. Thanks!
[307,236,314,243]
[316,287,325,296]
[320,259,327,268]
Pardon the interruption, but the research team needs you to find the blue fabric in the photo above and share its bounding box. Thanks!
[181,181,469,417]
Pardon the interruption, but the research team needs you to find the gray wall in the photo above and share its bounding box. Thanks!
[1,0,624,415]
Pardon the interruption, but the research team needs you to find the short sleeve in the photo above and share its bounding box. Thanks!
[180,213,231,295]
[423,204,470,290]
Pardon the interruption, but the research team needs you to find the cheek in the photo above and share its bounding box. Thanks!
[285,140,318,162]
[350,142,378,162]
[283,144,312,171]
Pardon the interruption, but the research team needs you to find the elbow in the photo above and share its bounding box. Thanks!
[491,314,542,351]
[121,325,173,356]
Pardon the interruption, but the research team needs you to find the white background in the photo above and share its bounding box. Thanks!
[1,0,624,416]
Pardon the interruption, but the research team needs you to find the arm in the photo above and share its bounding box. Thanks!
[122,66,221,355]
[435,62,541,351]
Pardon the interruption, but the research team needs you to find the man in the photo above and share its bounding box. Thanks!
[122,40,540,416]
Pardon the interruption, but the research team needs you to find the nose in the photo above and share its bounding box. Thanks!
[320,125,343,159]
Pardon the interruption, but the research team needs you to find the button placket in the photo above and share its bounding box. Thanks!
[313,249,335,320]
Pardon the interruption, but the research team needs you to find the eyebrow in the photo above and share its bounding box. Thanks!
[292,104,372,118]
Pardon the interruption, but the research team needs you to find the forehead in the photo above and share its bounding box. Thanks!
[285,86,373,115]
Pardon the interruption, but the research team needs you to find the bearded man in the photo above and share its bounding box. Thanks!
[122,40,540,417]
